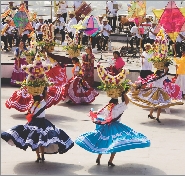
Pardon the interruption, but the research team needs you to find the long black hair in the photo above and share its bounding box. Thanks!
[155,70,164,77]
[72,57,79,63]
[113,51,120,57]
[33,95,41,102]
[109,98,118,104]
[33,87,47,102]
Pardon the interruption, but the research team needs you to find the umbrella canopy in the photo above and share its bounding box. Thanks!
[154,1,185,42]
[127,1,146,18]
[153,7,185,20]
[82,15,100,36]
[13,11,28,28]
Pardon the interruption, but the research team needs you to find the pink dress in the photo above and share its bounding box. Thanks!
[109,57,125,75]
[10,48,28,86]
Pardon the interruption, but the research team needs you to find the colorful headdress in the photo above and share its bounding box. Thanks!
[21,54,52,96]
[97,63,130,98]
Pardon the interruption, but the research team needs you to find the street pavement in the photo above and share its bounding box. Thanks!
[1,84,185,175]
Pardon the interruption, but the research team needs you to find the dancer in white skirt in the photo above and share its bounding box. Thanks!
[127,63,184,123]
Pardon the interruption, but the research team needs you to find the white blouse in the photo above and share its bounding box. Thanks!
[30,100,46,118]
[140,51,153,70]
[97,102,127,122]
[152,75,167,88]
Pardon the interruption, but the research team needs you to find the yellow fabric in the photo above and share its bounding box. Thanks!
[33,101,41,108]
[174,56,185,74]
[127,87,183,108]
[168,32,179,43]
[153,7,185,19]
[180,7,185,17]
[152,9,164,19]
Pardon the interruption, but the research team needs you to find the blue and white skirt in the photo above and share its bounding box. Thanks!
[75,122,150,154]
[1,118,74,154]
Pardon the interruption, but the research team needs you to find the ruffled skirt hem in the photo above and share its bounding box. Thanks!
[1,118,74,154]
[75,122,150,154]
[127,87,184,108]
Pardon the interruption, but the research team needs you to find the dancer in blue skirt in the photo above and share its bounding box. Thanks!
[1,88,74,163]
[75,91,151,166]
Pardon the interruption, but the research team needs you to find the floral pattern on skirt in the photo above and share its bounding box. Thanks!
[163,82,182,100]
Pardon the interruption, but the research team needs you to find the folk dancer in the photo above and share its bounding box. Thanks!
[81,46,95,87]
[1,89,74,163]
[108,51,125,76]
[127,63,184,123]
[61,57,99,104]
[10,41,28,86]
[76,92,150,166]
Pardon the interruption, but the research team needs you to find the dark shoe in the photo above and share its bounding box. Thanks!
[41,154,45,161]
[96,158,100,165]
[35,157,41,163]
[108,161,115,167]
[156,118,161,123]
[148,114,155,119]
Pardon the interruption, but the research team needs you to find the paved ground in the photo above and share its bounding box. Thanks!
[1,41,177,75]
[1,84,185,175]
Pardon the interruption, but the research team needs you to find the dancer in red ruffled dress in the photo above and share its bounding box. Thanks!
[5,54,65,112]
[40,48,68,87]
[61,57,99,104]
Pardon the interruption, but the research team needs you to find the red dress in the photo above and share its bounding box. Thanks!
[61,64,99,104]
[81,54,95,87]
[45,64,67,87]
[5,86,64,112]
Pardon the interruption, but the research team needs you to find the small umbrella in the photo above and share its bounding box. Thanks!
[82,15,100,36]
[154,1,185,42]
[13,4,29,36]
[13,11,28,28]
